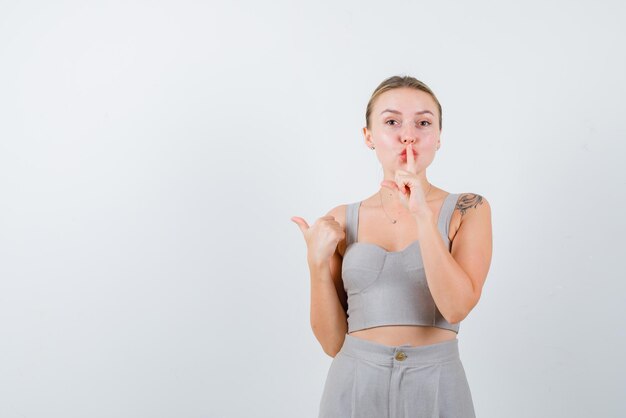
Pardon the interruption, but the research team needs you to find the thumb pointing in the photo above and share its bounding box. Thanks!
[291,216,310,234]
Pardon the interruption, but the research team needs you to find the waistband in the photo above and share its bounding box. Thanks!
[338,334,460,366]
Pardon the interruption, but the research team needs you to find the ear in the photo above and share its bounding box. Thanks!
[362,127,373,148]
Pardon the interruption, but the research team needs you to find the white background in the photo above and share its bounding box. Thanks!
[1,1,625,417]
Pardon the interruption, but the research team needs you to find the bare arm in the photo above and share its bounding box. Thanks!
[293,205,349,357]
[309,252,348,357]
[309,210,349,357]
[414,193,492,323]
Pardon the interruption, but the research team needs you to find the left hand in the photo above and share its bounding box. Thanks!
[380,143,431,217]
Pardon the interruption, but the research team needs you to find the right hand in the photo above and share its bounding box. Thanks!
[291,214,345,266]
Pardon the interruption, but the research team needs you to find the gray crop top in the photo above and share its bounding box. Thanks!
[342,193,461,334]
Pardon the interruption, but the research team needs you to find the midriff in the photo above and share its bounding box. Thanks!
[348,325,457,347]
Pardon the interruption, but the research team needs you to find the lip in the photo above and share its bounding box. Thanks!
[399,149,417,157]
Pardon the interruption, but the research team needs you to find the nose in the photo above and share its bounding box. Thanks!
[401,126,418,144]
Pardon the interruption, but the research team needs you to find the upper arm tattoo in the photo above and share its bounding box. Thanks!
[456,193,484,217]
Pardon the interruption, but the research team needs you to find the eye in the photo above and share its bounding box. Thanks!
[385,119,399,126]
[419,120,432,127]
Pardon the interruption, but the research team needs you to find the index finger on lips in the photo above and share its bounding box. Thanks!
[406,143,416,171]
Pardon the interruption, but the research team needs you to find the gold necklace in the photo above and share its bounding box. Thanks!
[379,182,433,224]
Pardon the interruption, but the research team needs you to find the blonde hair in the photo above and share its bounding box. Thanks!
[365,75,442,130]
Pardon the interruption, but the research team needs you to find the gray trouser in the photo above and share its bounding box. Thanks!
[318,334,476,418]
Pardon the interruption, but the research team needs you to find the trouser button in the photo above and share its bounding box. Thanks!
[395,351,407,361]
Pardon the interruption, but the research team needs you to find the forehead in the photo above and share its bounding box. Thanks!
[374,87,437,114]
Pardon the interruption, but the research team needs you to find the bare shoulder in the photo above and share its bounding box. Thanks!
[449,193,491,242]
[456,193,489,216]
[324,203,349,257]
[324,203,347,220]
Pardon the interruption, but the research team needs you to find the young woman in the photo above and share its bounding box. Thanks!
[291,75,492,417]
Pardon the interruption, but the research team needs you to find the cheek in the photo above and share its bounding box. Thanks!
[415,143,434,155]
[421,135,439,149]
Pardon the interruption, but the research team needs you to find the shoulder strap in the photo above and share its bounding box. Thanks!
[345,202,360,247]
[437,193,460,244]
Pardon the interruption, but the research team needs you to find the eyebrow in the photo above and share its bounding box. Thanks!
[380,109,434,116]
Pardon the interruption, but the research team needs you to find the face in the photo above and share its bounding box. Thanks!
[363,87,441,178]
